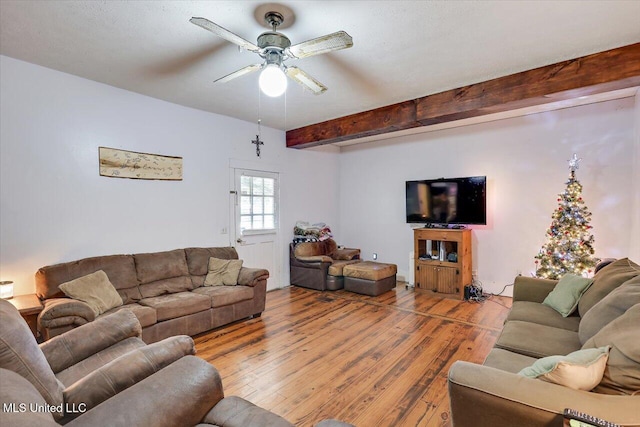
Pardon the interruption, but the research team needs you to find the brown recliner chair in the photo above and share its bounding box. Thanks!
[290,238,361,291]
[0,299,195,423]
[0,299,354,427]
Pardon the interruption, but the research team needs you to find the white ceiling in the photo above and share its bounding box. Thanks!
[1,1,639,132]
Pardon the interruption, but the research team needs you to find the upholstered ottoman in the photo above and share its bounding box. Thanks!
[343,261,397,296]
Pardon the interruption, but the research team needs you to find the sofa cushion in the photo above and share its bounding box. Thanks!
[343,261,397,281]
[582,303,640,395]
[328,260,360,277]
[483,348,538,374]
[204,258,243,286]
[495,321,581,359]
[102,303,158,328]
[578,258,640,317]
[0,300,65,414]
[579,275,640,345]
[59,270,123,316]
[184,247,239,276]
[139,276,194,299]
[518,346,610,391]
[505,301,580,332]
[192,285,254,308]
[36,254,140,302]
[542,274,593,317]
[134,249,189,284]
[138,292,211,321]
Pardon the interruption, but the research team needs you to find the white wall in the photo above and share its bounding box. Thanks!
[0,56,340,295]
[338,97,637,295]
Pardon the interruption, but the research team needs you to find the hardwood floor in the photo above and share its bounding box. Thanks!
[194,284,512,427]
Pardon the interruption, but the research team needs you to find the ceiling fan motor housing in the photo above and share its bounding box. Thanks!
[257,32,291,51]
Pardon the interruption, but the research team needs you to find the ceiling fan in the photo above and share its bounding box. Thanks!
[189,11,353,97]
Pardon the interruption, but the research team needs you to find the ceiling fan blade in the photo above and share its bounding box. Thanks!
[214,64,262,84]
[190,17,260,53]
[288,31,353,59]
[285,66,327,95]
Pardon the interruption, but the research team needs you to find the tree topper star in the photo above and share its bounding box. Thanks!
[568,153,582,172]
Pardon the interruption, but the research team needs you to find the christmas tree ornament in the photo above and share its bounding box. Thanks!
[534,154,599,279]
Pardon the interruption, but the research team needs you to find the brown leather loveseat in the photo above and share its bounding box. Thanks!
[289,239,360,291]
[36,247,269,343]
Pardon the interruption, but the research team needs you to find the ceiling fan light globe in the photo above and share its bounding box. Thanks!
[259,65,288,97]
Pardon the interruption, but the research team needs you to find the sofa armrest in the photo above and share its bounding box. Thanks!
[332,248,360,261]
[64,356,224,427]
[237,267,270,287]
[202,396,294,427]
[40,309,142,373]
[448,361,640,427]
[38,298,95,330]
[512,276,558,303]
[63,336,196,415]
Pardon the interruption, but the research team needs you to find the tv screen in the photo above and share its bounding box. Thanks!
[406,176,486,225]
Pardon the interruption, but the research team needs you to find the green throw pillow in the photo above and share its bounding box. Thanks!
[543,274,594,317]
[519,346,610,391]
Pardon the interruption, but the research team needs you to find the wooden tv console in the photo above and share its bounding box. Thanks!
[413,228,472,299]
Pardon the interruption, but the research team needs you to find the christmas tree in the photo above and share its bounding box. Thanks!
[535,154,599,279]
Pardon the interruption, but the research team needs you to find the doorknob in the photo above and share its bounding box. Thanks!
[236,238,244,244]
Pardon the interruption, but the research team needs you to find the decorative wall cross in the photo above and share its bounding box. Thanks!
[251,135,264,157]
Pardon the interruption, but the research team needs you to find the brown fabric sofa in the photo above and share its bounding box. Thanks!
[0,300,354,427]
[448,258,640,426]
[36,247,269,343]
[289,239,361,291]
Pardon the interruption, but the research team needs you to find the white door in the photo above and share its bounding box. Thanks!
[231,168,281,290]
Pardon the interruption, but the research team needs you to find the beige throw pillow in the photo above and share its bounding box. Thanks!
[518,346,610,391]
[59,270,123,316]
[204,257,243,286]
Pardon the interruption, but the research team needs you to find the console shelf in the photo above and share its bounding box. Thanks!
[413,228,472,299]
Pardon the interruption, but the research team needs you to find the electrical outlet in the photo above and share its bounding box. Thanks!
[221,227,228,235]
[472,270,478,278]
[372,253,378,260]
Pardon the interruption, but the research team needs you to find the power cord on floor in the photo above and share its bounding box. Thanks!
[485,282,514,309]
[491,283,514,296]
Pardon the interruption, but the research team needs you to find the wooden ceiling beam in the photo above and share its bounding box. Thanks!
[286,43,640,148]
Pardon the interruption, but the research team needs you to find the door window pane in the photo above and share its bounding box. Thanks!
[240,196,252,215]
[264,178,274,196]
[252,177,264,195]
[253,196,263,214]
[264,197,274,214]
[240,176,251,195]
[240,216,252,230]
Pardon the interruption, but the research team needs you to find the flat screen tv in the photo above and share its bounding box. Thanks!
[406,176,486,225]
